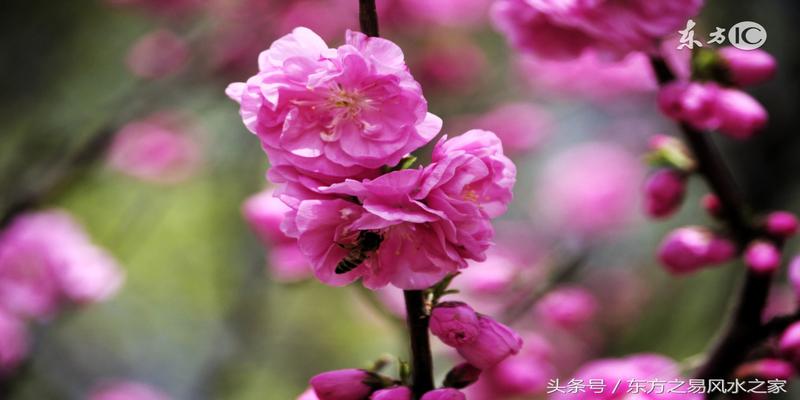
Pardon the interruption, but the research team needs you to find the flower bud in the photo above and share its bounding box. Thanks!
[657,226,732,275]
[429,302,481,347]
[489,355,554,395]
[718,47,777,87]
[420,388,466,400]
[370,387,411,400]
[734,359,794,380]
[715,88,768,139]
[657,82,720,131]
[310,369,376,400]
[779,321,800,362]
[789,256,800,300]
[456,315,523,369]
[643,169,686,218]
[701,193,723,218]
[744,241,782,274]
[766,211,799,239]
[442,363,481,389]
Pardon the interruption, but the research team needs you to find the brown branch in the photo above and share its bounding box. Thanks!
[359,0,380,37]
[403,290,434,399]
[649,55,776,387]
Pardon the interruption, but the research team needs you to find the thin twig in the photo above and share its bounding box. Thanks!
[358,0,380,37]
[403,290,434,399]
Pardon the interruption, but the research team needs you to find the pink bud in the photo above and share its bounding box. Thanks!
[657,226,726,275]
[779,321,800,363]
[535,286,597,329]
[298,388,320,400]
[370,387,411,400]
[715,88,768,139]
[643,169,686,218]
[766,211,799,239]
[456,315,523,369]
[744,241,782,274]
[718,47,777,87]
[126,29,189,79]
[701,193,723,217]
[734,359,794,380]
[648,134,674,151]
[789,256,800,300]
[310,369,375,400]
[420,388,465,400]
[430,302,481,347]
[657,82,720,131]
[705,237,737,264]
[0,309,28,375]
[442,363,481,389]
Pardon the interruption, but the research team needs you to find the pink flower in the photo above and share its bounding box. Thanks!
[779,321,800,363]
[0,309,28,375]
[643,169,687,219]
[482,351,555,396]
[491,0,702,60]
[468,103,552,156]
[106,0,202,17]
[535,286,597,330]
[89,381,171,400]
[371,386,412,400]
[226,27,441,187]
[420,389,466,400]
[657,226,735,275]
[658,82,767,139]
[744,240,782,274]
[535,142,642,236]
[735,359,794,380]
[298,388,320,400]
[310,369,375,400]
[718,47,777,87]
[765,211,799,239]
[516,51,657,100]
[126,30,189,80]
[553,354,700,400]
[108,112,202,184]
[287,131,515,290]
[0,210,123,319]
[430,302,482,347]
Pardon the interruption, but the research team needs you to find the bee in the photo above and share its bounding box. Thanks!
[335,230,383,274]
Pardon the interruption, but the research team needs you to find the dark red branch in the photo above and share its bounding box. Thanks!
[403,290,435,399]
[358,0,380,37]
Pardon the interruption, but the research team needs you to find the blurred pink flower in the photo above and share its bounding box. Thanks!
[779,321,800,364]
[397,0,491,27]
[0,308,28,375]
[467,103,551,156]
[535,142,643,237]
[643,169,687,219]
[126,29,189,80]
[206,0,279,75]
[371,386,412,400]
[243,189,312,282]
[89,381,171,400]
[718,47,777,87]
[0,210,123,319]
[108,112,202,184]
[414,39,487,92]
[553,354,701,400]
[762,285,797,323]
[657,226,735,275]
[735,359,794,380]
[106,0,202,17]
[298,388,320,400]
[278,0,358,42]
[765,211,799,239]
[744,240,782,274]
[491,0,703,60]
[517,51,656,100]
[226,27,441,188]
[535,286,597,330]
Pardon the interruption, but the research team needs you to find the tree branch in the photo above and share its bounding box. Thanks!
[403,290,434,399]
[649,55,774,386]
[358,0,380,37]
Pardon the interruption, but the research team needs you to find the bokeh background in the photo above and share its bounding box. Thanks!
[1,0,800,399]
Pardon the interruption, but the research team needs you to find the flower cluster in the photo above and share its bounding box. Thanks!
[229,28,516,290]
[0,210,124,374]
